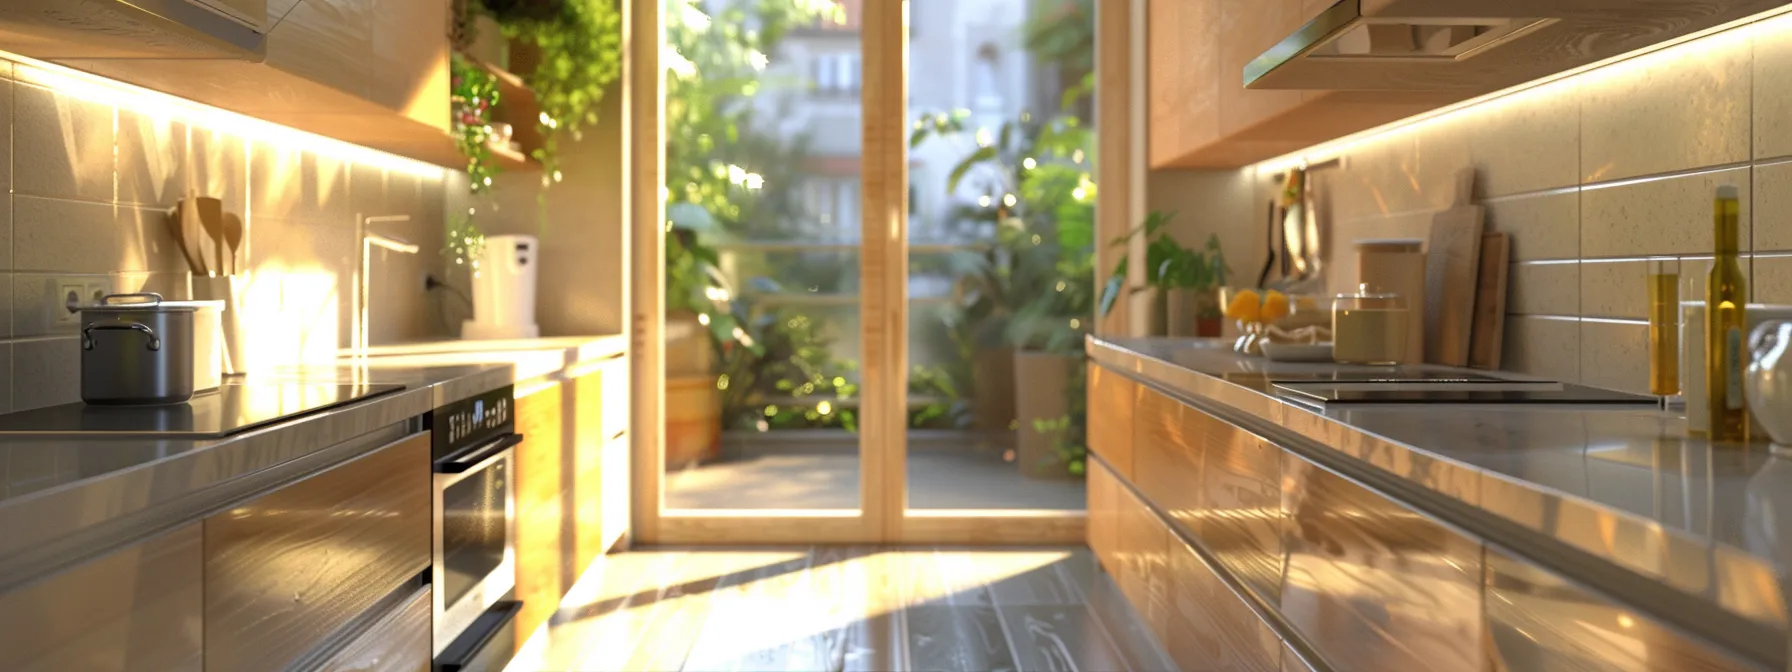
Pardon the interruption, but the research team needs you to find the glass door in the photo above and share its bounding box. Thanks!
[647,0,1089,544]
[652,0,891,543]
[898,0,1092,540]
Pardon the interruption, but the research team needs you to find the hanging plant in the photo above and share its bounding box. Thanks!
[450,53,503,193]
[444,213,488,273]
[498,0,623,180]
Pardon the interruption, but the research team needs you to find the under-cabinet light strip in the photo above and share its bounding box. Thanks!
[0,48,447,179]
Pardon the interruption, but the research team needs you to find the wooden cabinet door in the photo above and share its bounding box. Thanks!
[514,382,568,648]
[318,586,432,672]
[1087,457,1119,573]
[1086,365,1136,479]
[0,523,203,672]
[204,432,431,672]
[1147,0,1221,168]
[194,0,267,28]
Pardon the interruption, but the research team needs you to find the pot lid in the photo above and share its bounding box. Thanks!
[78,293,198,313]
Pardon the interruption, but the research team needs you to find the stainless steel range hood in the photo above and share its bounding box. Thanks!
[1245,0,1790,91]
[0,0,266,62]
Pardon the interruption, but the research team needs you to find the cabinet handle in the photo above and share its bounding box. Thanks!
[433,433,523,474]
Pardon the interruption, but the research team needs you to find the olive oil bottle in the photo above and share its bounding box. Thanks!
[1706,185,1749,442]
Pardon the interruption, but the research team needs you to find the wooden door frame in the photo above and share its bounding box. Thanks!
[628,0,1117,547]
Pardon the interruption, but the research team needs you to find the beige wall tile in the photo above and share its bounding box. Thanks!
[1485,192,1577,262]
[1753,13,1792,159]
[15,274,91,338]
[1581,167,1751,259]
[191,128,246,218]
[1507,262,1579,316]
[1752,255,1792,306]
[13,198,113,273]
[1466,78,1580,197]
[13,84,113,201]
[0,343,13,414]
[250,143,351,223]
[1579,259,1647,320]
[1411,111,1472,210]
[1580,33,1751,183]
[349,164,386,216]
[0,77,13,198]
[1321,132,1420,221]
[1752,160,1792,251]
[14,198,187,274]
[1579,320,1650,394]
[13,337,79,411]
[1501,316,1580,383]
[117,109,187,208]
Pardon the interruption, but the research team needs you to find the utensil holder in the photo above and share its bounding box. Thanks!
[192,275,247,376]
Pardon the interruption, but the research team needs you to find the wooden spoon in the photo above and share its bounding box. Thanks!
[167,201,201,275]
[223,212,244,276]
[180,192,208,276]
[196,197,224,278]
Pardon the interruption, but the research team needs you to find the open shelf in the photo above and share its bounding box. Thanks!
[484,140,537,172]
[464,54,547,163]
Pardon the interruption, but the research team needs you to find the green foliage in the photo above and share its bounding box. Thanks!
[497,0,624,178]
[443,214,486,271]
[450,54,503,193]
[1026,355,1089,476]
[719,307,859,431]
[1097,211,1230,317]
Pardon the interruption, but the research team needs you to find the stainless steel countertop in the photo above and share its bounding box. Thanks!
[0,334,625,590]
[1090,337,1792,652]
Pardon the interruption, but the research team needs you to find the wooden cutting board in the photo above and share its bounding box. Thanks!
[1424,205,1484,367]
[1469,232,1510,370]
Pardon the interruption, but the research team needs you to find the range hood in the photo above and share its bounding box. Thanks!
[0,0,266,61]
[1245,0,1789,91]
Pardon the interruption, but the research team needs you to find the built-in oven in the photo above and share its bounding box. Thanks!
[429,384,523,671]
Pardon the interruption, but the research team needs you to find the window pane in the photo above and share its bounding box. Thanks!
[904,0,1094,511]
[663,0,864,512]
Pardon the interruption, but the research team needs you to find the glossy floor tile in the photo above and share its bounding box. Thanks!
[508,547,1173,672]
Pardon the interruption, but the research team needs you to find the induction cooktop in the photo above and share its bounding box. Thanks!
[0,383,406,438]
[1272,381,1656,407]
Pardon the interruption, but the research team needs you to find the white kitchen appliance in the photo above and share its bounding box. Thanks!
[463,234,540,340]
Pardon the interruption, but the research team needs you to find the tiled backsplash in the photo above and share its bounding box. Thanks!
[0,57,452,412]
[1259,10,1792,395]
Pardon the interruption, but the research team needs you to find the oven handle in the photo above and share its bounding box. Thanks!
[434,433,524,474]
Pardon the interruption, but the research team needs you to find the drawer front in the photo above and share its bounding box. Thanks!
[1280,451,1485,672]
[600,356,629,441]
[1132,387,1205,536]
[204,432,431,672]
[1115,476,1169,632]
[0,523,203,672]
[600,434,630,550]
[515,382,568,647]
[1199,428,1284,603]
[319,586,432,672]
[1163,538,1282,672]
[1484,545,1762,672]
[1088,457,1120,571]
[1087,366,1136,478]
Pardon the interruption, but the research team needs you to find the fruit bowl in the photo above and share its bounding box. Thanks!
[1221,288,1322,356]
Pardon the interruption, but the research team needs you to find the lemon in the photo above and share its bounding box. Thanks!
[1261,290,1291,322]
[1225,290,1261,322]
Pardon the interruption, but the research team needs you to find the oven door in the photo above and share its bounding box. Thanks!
[432,433,521,656]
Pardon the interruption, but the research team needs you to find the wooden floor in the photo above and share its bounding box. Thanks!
[507,547,1173,672]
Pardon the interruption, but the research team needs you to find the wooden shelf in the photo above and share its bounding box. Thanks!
[485,141,538,172]
[465,54,547,163]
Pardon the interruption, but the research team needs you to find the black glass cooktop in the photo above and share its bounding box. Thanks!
[1273,382,1656,406]
[0,383,406,438]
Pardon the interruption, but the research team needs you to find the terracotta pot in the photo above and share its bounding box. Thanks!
[665,375,721,469]
[665,310,714,377]
[1014,350,1076,479]
[1196,316,1223,338]
[972,346,1017,431]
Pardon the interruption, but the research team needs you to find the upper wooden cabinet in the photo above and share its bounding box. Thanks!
[1148,0,1466,168]
[18,0,454,169]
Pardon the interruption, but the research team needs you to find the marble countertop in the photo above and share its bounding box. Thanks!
[1090,336,1792,659]
[0,334,624,591]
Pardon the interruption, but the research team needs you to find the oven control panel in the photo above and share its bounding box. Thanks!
[430,384,515,459]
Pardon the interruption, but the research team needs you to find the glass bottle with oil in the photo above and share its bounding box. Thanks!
[1707,185,1749,442]
[1648,257,1680,401]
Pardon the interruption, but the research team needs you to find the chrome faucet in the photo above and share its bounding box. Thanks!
[354,214,420,354]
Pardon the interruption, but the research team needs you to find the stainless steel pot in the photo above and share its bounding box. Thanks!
[79,293,195,405]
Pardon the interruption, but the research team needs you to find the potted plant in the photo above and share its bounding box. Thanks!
[1097,211,1229,338]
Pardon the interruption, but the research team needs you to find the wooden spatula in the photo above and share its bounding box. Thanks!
[167,201,201,275]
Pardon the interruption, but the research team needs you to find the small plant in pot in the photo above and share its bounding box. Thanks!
[1097,210,1228,338]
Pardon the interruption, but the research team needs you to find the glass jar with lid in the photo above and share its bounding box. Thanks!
[1332,285,1410,365]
